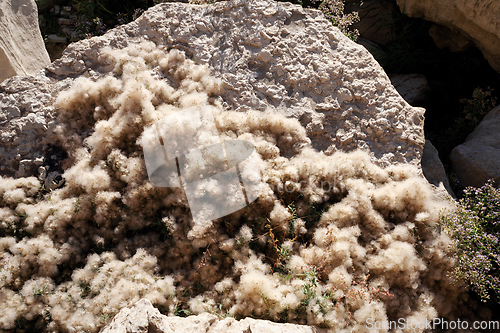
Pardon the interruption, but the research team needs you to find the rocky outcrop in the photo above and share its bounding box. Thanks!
[100,299,327,333]
[450,105,500,188]
[0,0,425,179]
[0,0,51,82]
[395,0,500,73]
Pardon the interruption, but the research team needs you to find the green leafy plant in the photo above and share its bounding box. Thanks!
[314,0,361,40]
[34,283,49,298]
[299,266,319,306]
[100,313,110,322]
[173,302,192,317]
[79,280,95,298]
[446,87,498,146]
[441,178,500,304]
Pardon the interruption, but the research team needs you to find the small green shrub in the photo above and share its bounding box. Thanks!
[314,0,360,40]
[441,178,500,304]
[446,87,498,146]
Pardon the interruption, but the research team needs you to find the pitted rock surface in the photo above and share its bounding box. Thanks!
[0,0,425,178]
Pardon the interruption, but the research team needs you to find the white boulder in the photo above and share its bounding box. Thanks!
[0,0,51,82]
[450,105,500,188]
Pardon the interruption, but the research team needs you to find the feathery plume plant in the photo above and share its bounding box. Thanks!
[0,41,479,332]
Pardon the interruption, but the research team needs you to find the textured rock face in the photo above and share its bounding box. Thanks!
[101,299,327,333]
[450,105,500,188]
[0,0,425,179]
[395,0,500,73]
[0,0,51,82]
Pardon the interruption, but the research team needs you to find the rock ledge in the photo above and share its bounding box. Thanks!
[100,299,327,333]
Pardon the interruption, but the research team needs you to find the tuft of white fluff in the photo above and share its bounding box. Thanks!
[0,41,481,333]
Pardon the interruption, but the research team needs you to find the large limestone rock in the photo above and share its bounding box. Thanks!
[100,299,327,333]
[0,0,51,82]
[0,0,426,179]
[450,105,500,188]
[395,0,500,73]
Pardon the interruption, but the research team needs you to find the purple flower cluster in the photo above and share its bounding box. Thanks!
[74,19,93,40]
[441,178,500,303]
[93,17,107,35]
[116,12,127,26]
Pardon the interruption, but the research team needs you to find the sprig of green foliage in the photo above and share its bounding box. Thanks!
[314,0,360,41]
[446,87,498,146]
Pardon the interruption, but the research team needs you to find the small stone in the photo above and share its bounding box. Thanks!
[34,157,44,166]
[58,18,74,25]
[38,165,47,179]
[6,106,21,118]
[47,34,68,44]
[257,50,272,63]
[59,10,70,17]
[61,27,76,40]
